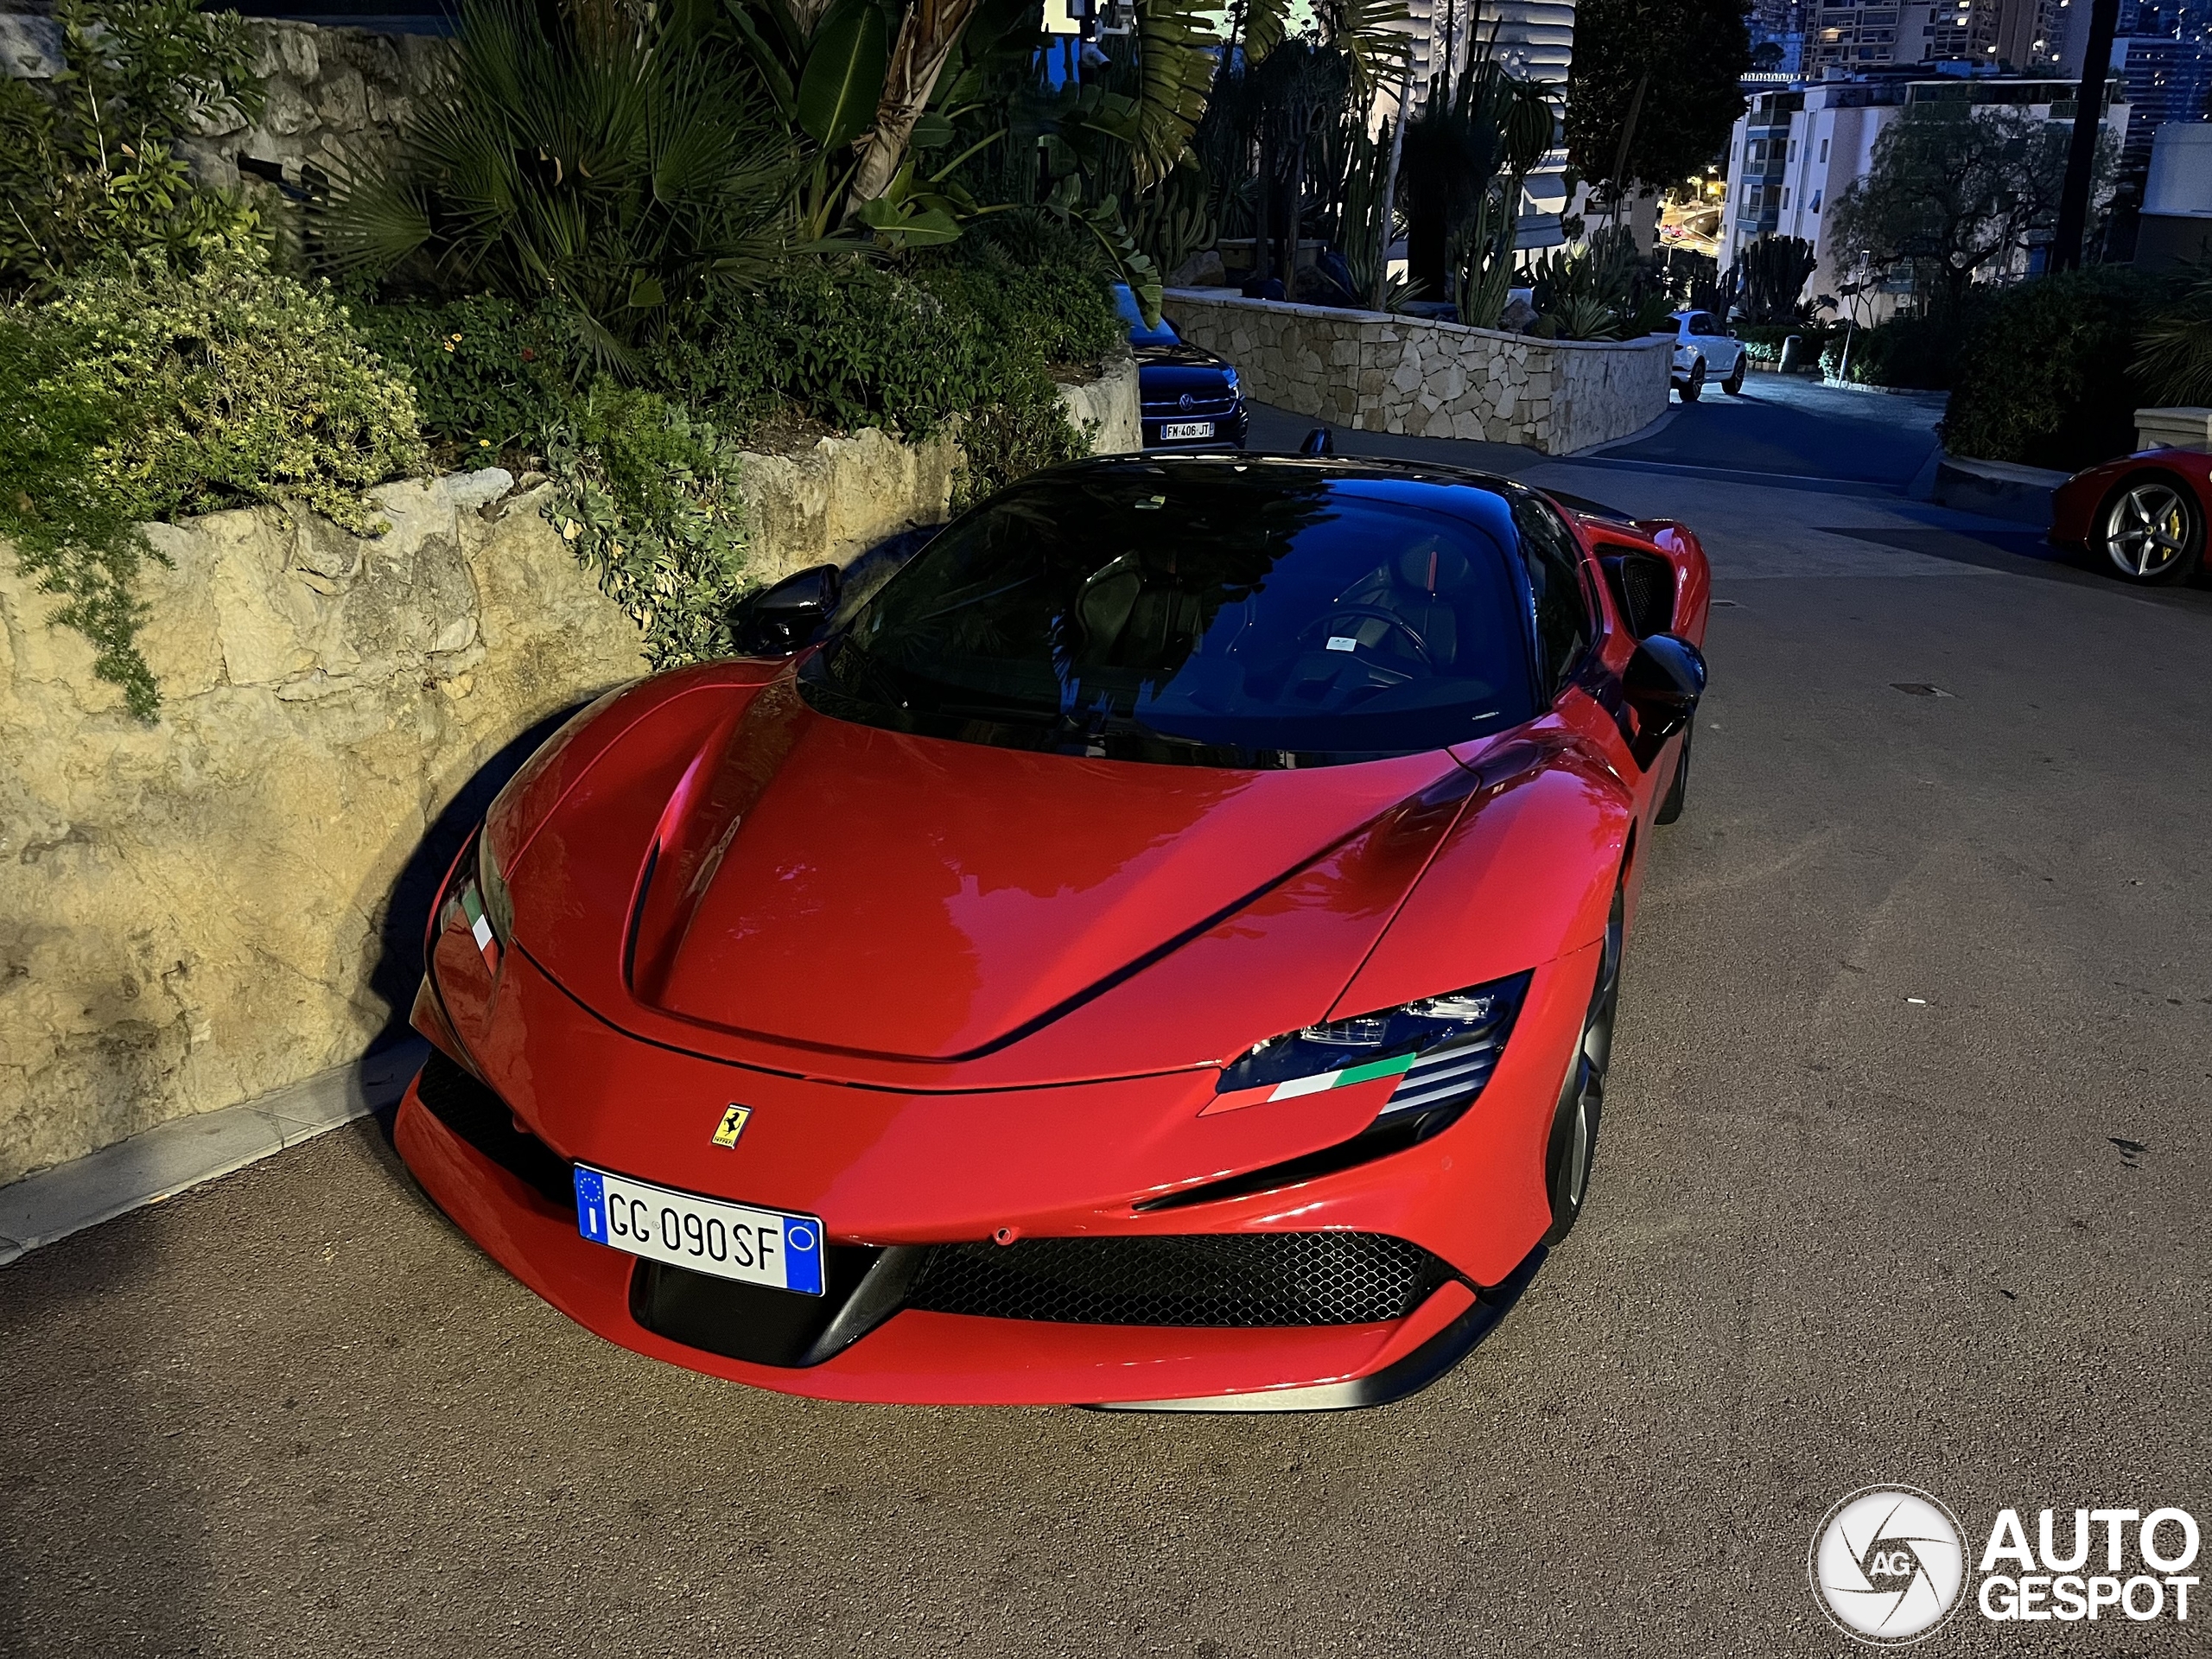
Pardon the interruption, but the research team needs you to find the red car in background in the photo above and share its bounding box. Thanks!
[396,454,1710,1411]
[2050,446,2212,584]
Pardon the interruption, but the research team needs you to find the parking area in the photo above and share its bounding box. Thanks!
[4,397,2208,1656]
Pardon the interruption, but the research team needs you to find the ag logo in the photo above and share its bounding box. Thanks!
[710,1104,751,1148]
[1809,1486,1967,1646]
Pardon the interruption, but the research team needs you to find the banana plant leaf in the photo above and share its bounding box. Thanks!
[798,0,892,150]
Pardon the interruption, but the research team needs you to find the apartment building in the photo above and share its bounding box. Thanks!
[1715,73,2130,315]
[1804,0,2061,72]
[1383,0,1580,247]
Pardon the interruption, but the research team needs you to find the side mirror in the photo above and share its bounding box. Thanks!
[1623,632,1707,768]
[730,563,841,657]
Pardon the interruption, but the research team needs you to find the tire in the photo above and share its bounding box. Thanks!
[2095,475,2204,584]
[1678,359,1705,404]
[1722,356,1746,396]
[1541,882,1624,1246]
[1655,715,1692,825]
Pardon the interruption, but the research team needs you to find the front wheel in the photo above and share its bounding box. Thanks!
[2097,477,2203,584]
[1723,356,1746,395]
[1542,883,1624,1246]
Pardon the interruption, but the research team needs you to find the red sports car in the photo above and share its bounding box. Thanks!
[2049,445,2211,584]
[397,454,1710,1410]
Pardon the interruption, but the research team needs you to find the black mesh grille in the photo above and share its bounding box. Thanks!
[906,1232,1452,1327]
[1605,550,1676,638]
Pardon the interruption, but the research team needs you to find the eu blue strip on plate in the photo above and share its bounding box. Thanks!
[574,1166,607,1243]
[782,1215,823,1295]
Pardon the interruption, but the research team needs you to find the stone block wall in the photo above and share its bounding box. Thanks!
[194,21,448,200]
[1162,289,1671,456]
[0,12,448,201]
[0,359,1138,1188]
[0,473,649,1189]
[738,353,1140,582]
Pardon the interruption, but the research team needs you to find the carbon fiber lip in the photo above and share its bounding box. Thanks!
[1084,1243,1547,1414]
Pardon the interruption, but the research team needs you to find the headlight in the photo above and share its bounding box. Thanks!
[1217,970,1531,1137]
[1224,370,1240,396]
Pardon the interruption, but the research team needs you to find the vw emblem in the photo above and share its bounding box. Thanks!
[1179,391,1196,410]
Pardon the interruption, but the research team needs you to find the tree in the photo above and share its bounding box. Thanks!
[1565,0,1750,200]
[1731,232,1815,321]
[1826,99,2092,317]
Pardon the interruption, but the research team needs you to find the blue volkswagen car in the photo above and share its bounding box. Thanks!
[1115,285,1250,451]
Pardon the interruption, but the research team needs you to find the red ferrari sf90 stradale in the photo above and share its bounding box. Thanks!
[397,454,1710,1410]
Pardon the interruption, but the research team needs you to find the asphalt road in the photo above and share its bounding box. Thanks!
[6,384,2209,1656]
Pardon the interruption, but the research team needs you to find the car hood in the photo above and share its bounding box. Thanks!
[505,671,1471,1073]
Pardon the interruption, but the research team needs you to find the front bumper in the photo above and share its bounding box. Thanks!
[400,907,1592,1407]
[397,1077,1544,1408]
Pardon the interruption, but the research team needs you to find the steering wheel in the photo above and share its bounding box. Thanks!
[1306,606,1434,669]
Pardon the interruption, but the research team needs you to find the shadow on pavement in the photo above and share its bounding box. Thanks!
[1820,520,2212,613]
[1592,375,1943,488]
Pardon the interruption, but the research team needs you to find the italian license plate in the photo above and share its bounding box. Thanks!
[574,1165,823,1294]
[1160,421,1214,441]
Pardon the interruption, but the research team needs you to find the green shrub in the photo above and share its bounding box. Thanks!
[2136,266,2212,408]
[347,294,569,461]
[0,0,263,292]
[321,0,788,369]
[0,243,427,714]
[1820,305,1985,390]
[1942,268,2181,471]
[656,256,1121,439]
[543,381,752,669]
[653,251,1119,500]
[1735,320,1837,366]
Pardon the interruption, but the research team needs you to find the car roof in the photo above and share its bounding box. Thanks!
[1045,450,1524,499]
[1012,452,1535,543]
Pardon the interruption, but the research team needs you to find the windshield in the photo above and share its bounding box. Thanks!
[799,465,1538,768]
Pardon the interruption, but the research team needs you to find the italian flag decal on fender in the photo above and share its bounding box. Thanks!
[1200,1052,1416,1117]
[459,883,500,971]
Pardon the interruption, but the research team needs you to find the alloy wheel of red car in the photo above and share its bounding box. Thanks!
[2098,478,2203,583]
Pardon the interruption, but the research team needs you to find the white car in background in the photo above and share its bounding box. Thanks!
[1667,310,1748,399]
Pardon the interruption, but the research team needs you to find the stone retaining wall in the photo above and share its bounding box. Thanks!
[1,13,448,207]
[1163,289,1671,455]
[0,472,647,1189]
[0,365,1136,1188]
[738,353,1140,581]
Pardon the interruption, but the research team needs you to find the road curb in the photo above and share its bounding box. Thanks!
[1932,454,2066,527]
[0,1039,428,1268]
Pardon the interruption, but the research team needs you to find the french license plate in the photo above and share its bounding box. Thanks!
[1160,421,1214,441]
[574,1165,823,1294]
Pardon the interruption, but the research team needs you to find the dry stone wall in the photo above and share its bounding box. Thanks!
[1163,289,1671,455]
[0,472,649,1188]
[737,353,1140,582]
[200,20,446,202]
[0,12,448,204]
[0,362,1137,1188]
